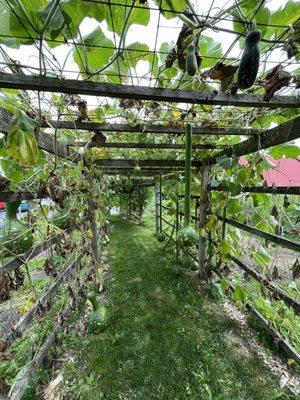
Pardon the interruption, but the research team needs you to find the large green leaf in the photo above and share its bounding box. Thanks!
[73,27,114,76]
[270,1,300,30]
[154,0,187,19]
[105,0,150,35]
[268,143,300,159]
[199,36,222,68]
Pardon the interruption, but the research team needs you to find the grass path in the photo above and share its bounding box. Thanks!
[62,218,294,399]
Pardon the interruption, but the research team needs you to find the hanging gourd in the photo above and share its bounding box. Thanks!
[133,165,141,177]
[156,232,166,242]
[0,201,33,258]
[86,291,108,334]
[178,123,198,247]
[237,29,261,89]
[185,44,198,76]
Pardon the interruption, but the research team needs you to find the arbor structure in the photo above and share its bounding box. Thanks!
[0,1,299,398]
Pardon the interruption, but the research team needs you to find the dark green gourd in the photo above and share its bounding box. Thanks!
[0,201,33,257]
[178,124,198,247]
[185,44,198,76]
[86,291,107,334]
[133,165,141,177]
[237,30,261,89]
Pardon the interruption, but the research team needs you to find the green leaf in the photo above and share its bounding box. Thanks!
[232,285,247,304]
[252,245,271,267]
[216,155,232,170]
[105,0,150,35]
[270,1,300,31]
[73,27,114,76]
[228,182,242,197]
[0,157,26,182]
[199,36,222,68]
[12,110,37,132]
[154,0,187,19]
[218,239,232,261]
[268,143,300,160]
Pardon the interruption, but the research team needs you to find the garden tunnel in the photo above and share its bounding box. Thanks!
[0,0,300,398]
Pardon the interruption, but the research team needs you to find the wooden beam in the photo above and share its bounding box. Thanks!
[206,117,300,162]
[211,185,300,195]
[95,159,202,168]
[44,120,258,136]
[0,73,298,108]
[68,141,229,150]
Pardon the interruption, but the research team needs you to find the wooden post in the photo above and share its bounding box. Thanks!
[175,194,179,263]
[155,182,159,234]
[198,166,211,280]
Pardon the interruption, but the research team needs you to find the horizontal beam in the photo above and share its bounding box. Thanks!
[232,256,300,314]
[67,141,229,150]
[96,159,202,168]
[46,120,258,136]
[211,185,300,195]
[207,117,300,162]
[0,73,298,108]
[217,215,300,252]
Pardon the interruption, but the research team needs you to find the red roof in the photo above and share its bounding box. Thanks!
[263,157,300,186]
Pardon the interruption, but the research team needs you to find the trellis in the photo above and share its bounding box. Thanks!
[0,0,299,397]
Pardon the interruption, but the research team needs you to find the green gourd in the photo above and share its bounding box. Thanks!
[180,254,198,270]
[125,179,133,192]
[86,291,108,334]
[0,201,33,258]
[133,165,141,177]
[237,30,261,89]
[156,232,166,242]
[178,124,198,247]
[185,44,198,76]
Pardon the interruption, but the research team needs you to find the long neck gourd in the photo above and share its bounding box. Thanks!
[184,123,192,227]
[86,291,107,334]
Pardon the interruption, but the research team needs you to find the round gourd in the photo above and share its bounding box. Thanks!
[0,201,33,258]
[133,165,141,177]
[156,232,165,242]
[237,30,261,89]
[178,226,198,247]
[186,44,198,76]
[86,291,108,334]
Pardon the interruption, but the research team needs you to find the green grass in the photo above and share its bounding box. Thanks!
[61,218,295,400]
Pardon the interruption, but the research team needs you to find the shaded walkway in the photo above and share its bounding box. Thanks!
[63,218,293,399]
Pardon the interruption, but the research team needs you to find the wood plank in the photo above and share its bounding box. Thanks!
[206,117,300,162]
[44,120,258,136]
[0,72,298,108]
[67,141,229,149]
[95,159,203,168]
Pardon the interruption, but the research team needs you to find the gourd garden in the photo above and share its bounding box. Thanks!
[0,0,300,398]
